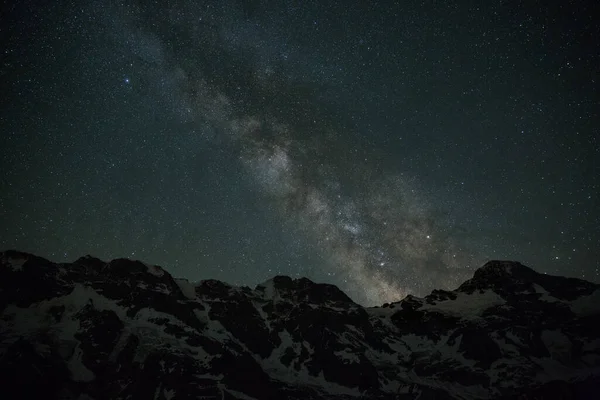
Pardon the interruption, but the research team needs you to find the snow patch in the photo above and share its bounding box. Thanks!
[499,330,526,356]
[195,304,232,342]
[220,384,259,400]
[402,368,489,400]
[541,330,572,362]
[128,310,210,363]
[152,283,172,295]
[334,348,360,364]
[252,300,272,331]
[174,278,197,299]
[531,355,578,382]
[257,279,279,301]
[366,306,396,317]
[421,289,505,318]
[5,256,27,271]
[145,263,165,277]
[262,329,294,367]
[194,373,224,380]
[288,368,361,397]
[163,388,176,400]
[570,288,600,316]
[379,378,402,394]
[68,346,95,382]
[67,284,129,319]
[533,284,560,303]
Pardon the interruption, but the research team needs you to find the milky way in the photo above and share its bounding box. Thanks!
[231,115,477,304]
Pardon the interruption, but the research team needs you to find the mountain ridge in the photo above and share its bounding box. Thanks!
[1,249,599,399]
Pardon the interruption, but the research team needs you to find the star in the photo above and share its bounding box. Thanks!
[1,0,598,307]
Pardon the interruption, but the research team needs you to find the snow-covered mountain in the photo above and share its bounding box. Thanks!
[1,250,599,399]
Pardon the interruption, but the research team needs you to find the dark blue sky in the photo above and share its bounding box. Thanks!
[2,0,598,305]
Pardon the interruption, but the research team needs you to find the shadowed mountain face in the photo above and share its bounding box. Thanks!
[1,251,599,400]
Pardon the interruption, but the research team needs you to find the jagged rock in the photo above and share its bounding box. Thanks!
[1,250,599,399]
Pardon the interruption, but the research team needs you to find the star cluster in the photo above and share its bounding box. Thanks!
[1,1,598,305]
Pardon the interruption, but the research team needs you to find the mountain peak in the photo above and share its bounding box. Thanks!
[255,275,355,305]
[73,254,105,269]
[456,260,535,294]
[474,259,536,280]
[458,259,598,301]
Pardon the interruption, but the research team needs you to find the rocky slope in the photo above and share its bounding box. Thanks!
[1,250,599,399]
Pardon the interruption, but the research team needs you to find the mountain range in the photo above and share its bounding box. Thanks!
[1,250,599,399]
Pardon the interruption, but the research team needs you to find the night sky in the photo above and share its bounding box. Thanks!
[2,1,599,305]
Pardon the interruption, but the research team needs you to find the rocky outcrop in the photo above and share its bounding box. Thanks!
[1,251,599,399]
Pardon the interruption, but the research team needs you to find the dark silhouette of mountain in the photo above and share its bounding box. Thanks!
[1,250,599,399]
